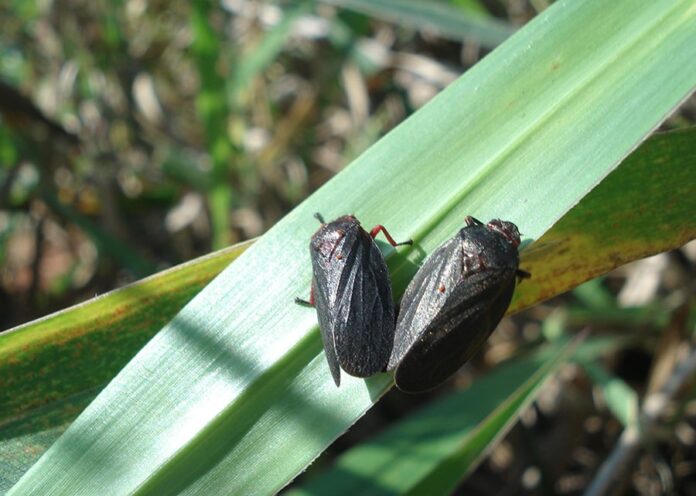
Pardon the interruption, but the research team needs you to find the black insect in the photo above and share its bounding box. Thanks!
[296,213,411,386]
[388,216,530,393]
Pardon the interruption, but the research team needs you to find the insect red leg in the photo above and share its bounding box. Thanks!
[369,225,412,247]
[295,283,316,307]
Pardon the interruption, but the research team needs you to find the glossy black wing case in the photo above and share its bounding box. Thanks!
[310,216,395,386]
[389,218,522,393]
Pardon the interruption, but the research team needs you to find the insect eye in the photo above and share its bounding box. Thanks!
[438,283,446,293]
[336,254,344,260]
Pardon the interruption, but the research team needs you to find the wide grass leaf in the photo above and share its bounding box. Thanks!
[515,127,696,311]
[9,1,696,494]
[1,125,692,489]
[1,126,693,491]
[290,336,622,495]
[2,127,692,442]
[0,241,253,425]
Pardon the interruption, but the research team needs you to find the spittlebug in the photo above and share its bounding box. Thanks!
[297,213,411,386]
[388,216,529,393]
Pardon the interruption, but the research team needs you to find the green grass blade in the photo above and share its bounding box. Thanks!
[572,279,616,310]
[450,0,489,17]
[228,3,309,104]
[191,0,236,249]
[515,127,696,312]
[0,126,691,489]
[0,391,96,494]
[1,127,692,446]
[8,1,696,494]
[580,361,639,428]
[323,0,515,47]
[290,336,589,495]
[0,241,252,424]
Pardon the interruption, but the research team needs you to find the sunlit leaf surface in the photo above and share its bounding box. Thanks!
[7,1,696,494]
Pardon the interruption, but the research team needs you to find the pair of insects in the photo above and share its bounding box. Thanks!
[296,213,529,393]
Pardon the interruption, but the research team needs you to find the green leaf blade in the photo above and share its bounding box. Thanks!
[9,0,696,494]
[290,337,580,496]
[3,125,693,490]
[323,0,515,47]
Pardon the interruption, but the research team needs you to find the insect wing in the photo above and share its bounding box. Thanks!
[310,220,395,384]
[332,231,395,378]
[389,218,524,392]
[311,277,341,386]
[388,235,462,370]
[310,224,361,386]
[394,268,516,392]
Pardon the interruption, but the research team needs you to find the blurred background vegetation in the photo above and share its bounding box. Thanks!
[0,0,522,328]
[1,0,694,494]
